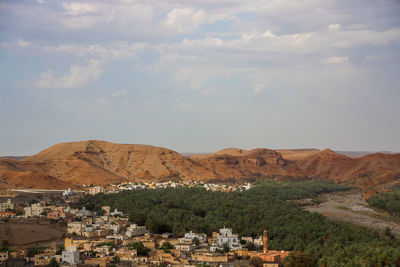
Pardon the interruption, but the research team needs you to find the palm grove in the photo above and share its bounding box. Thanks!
[77,181,400,266]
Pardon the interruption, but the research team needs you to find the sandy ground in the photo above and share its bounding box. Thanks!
[0,218,66,249]
[305,192,400,238]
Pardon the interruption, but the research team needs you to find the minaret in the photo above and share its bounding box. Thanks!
[263,230,268,254]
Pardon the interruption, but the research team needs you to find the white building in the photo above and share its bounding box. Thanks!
[62,246,80,265]
[244,182,252,190]
[0,199,14,211]
[125,224,148,238]
[180,231,207,244]
[63,188,74,197]
[78,207,91,217]
[110,208,124,217]
[24,203,44,217]
[211,227,242,251]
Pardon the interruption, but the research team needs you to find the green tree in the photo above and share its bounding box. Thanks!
[27,246,44,257]
[128,242,150,256]
[246,242,256,251]
[284,251,317,267]
[47,257,60,267]
[192,237,200,246]
[159,242,174,253]
[223,243,230,253]
[0,240,9,252]
[111,256,121,264]
[55,245,64,255]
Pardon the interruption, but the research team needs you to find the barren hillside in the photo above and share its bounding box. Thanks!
[1,140,399,189]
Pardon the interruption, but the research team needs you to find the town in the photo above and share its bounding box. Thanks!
[0,183,289,267]
[83,181,253,195]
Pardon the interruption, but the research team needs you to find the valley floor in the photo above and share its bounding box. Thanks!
[0,218,66,248]
[304,191,400,238]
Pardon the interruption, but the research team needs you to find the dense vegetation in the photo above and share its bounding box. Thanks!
[78,181,400,266]
[128,242,150,256]
[367,189,400,216]
[0,240,9,252]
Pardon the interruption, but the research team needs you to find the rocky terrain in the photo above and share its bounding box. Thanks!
[0,140,399,189]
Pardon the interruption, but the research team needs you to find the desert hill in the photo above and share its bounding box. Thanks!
[294,149,400,188]
[276,149,320,160]
[17,140,217,186]
[0,140,399,189]
[189,148,299,179]
[0,159,77,189]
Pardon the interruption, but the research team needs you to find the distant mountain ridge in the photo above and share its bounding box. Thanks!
[0,140,399,190]
[0,156,26,160]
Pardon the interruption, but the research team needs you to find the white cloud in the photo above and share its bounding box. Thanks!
[328,24,341,31]
[43,42,146,60]
[253,83,264,94]
[16,39,31,48]
[200,88,218,95]
[96,97,108,104]
[62,2,99,16]
[1,39,31,48]
[166,8,208,34]
[60,2,115,29]
[111,89,128,96]
[35,60,103,89]
[323,56,349,64]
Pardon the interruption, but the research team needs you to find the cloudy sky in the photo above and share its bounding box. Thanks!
[1,0,400,155]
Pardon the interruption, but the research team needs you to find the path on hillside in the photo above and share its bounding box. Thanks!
[304,192,400,238]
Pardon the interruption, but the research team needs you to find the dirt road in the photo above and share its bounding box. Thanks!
[304,192,400,238]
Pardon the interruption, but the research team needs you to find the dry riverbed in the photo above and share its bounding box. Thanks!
[304,191,400,238]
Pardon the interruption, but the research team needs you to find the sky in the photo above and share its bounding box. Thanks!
[0,0,400,156]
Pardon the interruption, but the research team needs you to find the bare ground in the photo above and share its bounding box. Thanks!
[0,218,66,249]
[304,191,400,238]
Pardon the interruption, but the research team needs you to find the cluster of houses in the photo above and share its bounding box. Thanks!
[2,219,288,266]
[84,181,253,195]
[0,197,289,266]
[0,181,291,266]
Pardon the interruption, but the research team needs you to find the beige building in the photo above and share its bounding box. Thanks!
[24,203,44,217]
[0,252,8,262]
[0,199,14,211]
[88,186,105,195]
[191,253,228,263]
[34,254,61,266]
[67,222,83,235]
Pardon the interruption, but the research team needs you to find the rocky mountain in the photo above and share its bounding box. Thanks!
[0,140,399,189]
[295,149,400,188]
[189,148,298,179]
